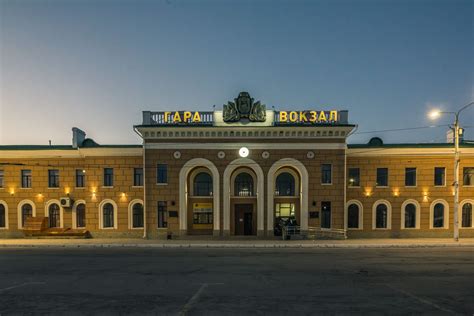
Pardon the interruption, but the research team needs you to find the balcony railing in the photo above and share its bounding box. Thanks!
[142,111,214,126]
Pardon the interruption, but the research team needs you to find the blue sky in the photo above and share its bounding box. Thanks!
[1,0,472,145]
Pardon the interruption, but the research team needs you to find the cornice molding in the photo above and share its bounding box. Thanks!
[136,125,355,140]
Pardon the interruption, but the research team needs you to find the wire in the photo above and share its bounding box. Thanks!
[352,124,450,135]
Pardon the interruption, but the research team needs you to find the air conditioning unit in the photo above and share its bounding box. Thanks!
[60,197,72,208]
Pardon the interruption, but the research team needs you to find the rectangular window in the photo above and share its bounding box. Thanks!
[103,168,114,187]
[157,201,168,228]
[376,168,388,187]
[134,168,143,186]
[0,170,3,188]
[321,164,332,184]
[275,203,295,218]
[321,201,331,229]
[75,169,85,188]
[348,168,360,187]
[405,168,417,187]
[463,167,474,186]
[21,170,32,188]
[157,164,168,184]
[48,169,59,188]
[192,203,213,224]
[434,167,445,186]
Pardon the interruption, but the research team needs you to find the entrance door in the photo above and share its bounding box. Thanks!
[234,204,253,236]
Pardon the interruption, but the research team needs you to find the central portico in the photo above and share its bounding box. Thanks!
[135,92,354,238]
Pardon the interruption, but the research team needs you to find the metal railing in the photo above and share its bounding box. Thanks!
[142,111,214,126]
[282,226,347,240]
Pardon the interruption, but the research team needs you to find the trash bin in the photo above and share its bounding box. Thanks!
[167,232,172,240]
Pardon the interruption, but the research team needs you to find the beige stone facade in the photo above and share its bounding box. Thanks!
[0,106,473,239]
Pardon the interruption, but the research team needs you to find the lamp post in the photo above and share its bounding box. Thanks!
[429,101,474,241]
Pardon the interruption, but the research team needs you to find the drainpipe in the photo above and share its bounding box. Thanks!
[134,127,147,239]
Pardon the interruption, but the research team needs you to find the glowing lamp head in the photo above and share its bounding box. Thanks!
[239,147,249,158]
[429,110,441,120]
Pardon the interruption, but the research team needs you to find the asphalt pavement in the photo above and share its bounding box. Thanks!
[0,247,472,315]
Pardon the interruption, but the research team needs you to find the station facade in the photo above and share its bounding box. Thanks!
[0,92,473,238]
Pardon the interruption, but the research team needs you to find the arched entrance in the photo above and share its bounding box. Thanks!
[267,158,308,236]
[188,168,214,235]
[230,168,257,236]
[179,158,220,236]
[223,158,264,237]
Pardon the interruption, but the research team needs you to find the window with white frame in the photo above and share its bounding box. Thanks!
[347,203,360,229]
[462,203,472,228]
[234,172,254,197]
[376,168,388,187]
[434,167,445,186]
[275,172,295,196]
[375,203,389,229]
[433,203,445,228]
[132,203,144,228]
[321,164,332,184]
[405,168,416,187]
[102,203,115,228]
[0,203,5,228]
[76,203,86,228]
[404,203,417,228]
[463,167,474,186]
[21,204,33,227]
[193,172,213,196]
[348,168,360,187]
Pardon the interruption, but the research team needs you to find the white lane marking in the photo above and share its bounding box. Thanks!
[179,283,223,316]
[385,284,457,315]
[0,282,46,293]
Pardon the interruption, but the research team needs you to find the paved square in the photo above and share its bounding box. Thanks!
[0,247,472,314]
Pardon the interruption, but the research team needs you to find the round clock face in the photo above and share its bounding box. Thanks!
[239,147,249,158]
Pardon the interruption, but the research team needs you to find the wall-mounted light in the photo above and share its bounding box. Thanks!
[423,193,429,202]
[239,147,249,158]
[364,187,372,197]
[37,193,43,199]
[10,190,14,196]
[393,190,399,197]
[312,201,316,206]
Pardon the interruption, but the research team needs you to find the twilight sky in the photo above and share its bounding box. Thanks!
[0,0,473,145]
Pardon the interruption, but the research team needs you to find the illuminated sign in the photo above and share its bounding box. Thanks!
[276,111,339,124]
[164,111,202,123]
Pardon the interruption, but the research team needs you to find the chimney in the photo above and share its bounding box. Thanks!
[72,127,86,148]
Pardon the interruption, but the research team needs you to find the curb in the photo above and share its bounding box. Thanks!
[0,243,473,249]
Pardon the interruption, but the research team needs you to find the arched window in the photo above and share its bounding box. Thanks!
[433,203,445,228]
[404,203,417,228]
[48,203,60,228]
[0,204,5,228]
[76,204,86,228]
[462,203,472,228]
[347,204,360,229]
[375,204,388,229]
[21,204,33,227]
[193,172,213,196]
[132,203,144,228]
[103,203,114,228]
[234,173,254,197]
[275,172,295,196]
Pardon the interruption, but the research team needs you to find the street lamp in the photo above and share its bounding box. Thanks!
[429,101,474,241]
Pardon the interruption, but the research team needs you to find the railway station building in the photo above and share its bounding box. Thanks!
[0,92,473,239]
